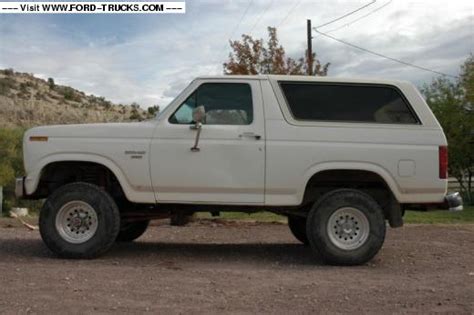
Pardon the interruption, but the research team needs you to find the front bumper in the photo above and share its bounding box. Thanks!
[444,192,463,212]
[15,177,25,199]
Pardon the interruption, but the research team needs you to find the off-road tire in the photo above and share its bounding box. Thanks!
[116,220,150,242]
[288,215,309,245]
[39,182,120,259]
[306,189,386,265]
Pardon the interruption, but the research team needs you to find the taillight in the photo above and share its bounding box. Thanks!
[439,146,448,179]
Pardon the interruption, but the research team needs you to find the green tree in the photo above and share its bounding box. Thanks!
[224,27,329,76]
[422,55,474,203]
[459,54,474,105]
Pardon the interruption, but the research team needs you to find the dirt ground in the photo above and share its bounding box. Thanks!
[0,218,473,314]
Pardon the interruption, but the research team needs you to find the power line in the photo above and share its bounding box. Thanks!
[218,0,253,63]
[324,0,393,34]
[277,0,303,28]
[313,29,458,78]
[249,0,275,34]
[227,0,254,40]
[314,0,376,29]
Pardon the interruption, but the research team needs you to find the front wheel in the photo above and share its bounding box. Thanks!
[39,182,120,259]
[306,189,386,265]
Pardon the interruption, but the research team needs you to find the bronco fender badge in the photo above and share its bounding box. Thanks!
[124,150,146,159]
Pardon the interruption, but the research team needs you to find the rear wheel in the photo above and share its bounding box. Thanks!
[116,220,150,242]
[306,189,386,265]
[288,215,309,245]
[39,182,120,259]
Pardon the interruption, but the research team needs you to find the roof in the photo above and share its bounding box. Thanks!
[195,75,409,86]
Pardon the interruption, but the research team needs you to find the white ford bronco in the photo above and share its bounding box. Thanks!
[16,75,462,265]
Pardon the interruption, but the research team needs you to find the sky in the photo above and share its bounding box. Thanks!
[0,0,473,108]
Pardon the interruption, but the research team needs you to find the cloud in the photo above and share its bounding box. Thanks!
[0,0,472,108]
[312,15,473,84]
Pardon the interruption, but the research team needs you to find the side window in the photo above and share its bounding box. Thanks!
[279,82,419,124]
[169,83,253,125]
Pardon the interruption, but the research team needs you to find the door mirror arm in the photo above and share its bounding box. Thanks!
[190,122,202,152]
[190,106,205,152]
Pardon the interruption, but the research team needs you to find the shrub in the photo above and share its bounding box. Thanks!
[19,82,29,94]
[147,105,160,117]
[103,101,112,110]
[129,110,142,120]
[0,77,16,96]
[129,103,143,120]
[47,77,55,90]
[60,86,82,102]
[3,68,14,76]
[0,128,32,214]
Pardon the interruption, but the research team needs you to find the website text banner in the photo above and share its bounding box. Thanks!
[0,2,185,14]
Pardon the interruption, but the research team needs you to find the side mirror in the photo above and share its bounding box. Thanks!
[192,105,206,124]
[190,105,205,152]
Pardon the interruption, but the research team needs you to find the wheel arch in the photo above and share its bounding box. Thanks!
[300,162,401,203]
[25,153,133,201]
[299,163,403,227]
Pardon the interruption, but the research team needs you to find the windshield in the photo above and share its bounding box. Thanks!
[154,81,194,120]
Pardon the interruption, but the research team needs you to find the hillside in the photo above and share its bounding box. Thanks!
[0,69,154,128]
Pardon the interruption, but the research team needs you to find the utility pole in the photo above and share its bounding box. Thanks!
[307,19,313,75]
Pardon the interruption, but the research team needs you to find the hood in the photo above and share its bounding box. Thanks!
[22,121,157,174]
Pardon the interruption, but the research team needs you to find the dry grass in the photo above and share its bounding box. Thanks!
[0,70,150,128]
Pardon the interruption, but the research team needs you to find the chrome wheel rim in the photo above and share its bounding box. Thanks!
[55,201,98,244]
[327,207,370,250]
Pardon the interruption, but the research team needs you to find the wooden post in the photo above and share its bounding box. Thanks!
[307,19,313,75]
[0,186,3,217]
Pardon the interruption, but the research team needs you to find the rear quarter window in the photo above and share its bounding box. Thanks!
[279,82,419,124]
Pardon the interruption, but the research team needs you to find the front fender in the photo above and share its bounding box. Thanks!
[25,153,153,203]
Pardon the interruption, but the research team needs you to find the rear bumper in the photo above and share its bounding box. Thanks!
[444,192,463,212]
[15,177,25,199]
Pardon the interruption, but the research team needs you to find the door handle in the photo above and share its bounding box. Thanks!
[239,132,261,140]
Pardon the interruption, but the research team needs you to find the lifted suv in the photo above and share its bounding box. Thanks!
[16,75,462,265]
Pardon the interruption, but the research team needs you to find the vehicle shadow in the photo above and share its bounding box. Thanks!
[0,238,322,266]
[110,241,322,266]
[0,238,54,261]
